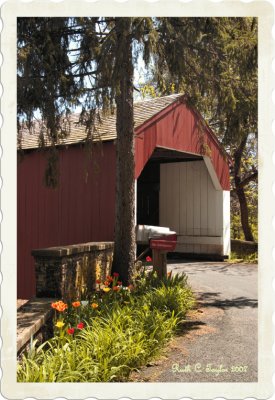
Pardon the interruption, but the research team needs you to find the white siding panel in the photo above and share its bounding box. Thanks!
[223,190,231,255]
[179,163,187,235]
[193,162,201,238]
[186,163,194,236]
[200,162,208,236]
[185,244,194,253]
[215,190,223,236]
[197,162,205,255]
[159,159,227,256]
[207,172,216,236]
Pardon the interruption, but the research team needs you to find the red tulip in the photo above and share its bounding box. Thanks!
[67,327,75,335]
[77,322,85,330]
[113,272,119,277]
[146,256,152,262]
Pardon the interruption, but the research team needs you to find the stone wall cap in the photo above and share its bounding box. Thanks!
[32,242,114,258]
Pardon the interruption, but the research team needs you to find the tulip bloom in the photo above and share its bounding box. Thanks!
[55,320,65,328]
[72,301,81,308]
[51,301,68,312]
[146,256,152,262]
[91,302,99,309]
[67,327,75,335]
[113,272,119,277]
[77,322,85,330]
[103,287,111,293]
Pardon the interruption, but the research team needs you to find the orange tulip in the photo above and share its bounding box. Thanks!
[51,301,68,312]
[72,301,81,308]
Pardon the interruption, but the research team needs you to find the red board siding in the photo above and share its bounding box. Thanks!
[17,142,116,299]
[134,101,230,190]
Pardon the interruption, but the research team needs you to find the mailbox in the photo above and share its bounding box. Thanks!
[136,225,177,246]
[150,233,177,251]
[136,225,177,278]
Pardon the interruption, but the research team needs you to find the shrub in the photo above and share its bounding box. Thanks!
[17,271,195,382]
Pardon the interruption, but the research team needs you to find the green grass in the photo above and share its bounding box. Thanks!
[17,272,195,382]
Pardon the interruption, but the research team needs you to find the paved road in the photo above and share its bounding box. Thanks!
[131,260,258,382]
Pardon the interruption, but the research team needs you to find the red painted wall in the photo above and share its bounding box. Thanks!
[134,101,230,190]
[17,142,116,299]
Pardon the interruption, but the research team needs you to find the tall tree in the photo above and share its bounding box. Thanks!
[112,18,135,282]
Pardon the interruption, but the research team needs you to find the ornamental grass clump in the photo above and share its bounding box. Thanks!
[17,271,195,382]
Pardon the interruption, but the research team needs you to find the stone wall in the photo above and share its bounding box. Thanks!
[17,298,54,358]
[32,242,114,301]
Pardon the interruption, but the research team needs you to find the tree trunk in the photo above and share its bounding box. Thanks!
[112,18,136,283]
[234,135,254,241]
[234,179,254,241]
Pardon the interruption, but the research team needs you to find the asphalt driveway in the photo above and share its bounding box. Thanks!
[131,260,258,382]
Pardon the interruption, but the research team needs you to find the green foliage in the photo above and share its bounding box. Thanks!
[17,273,195,382]
[229,251,258,264]
[146,285,195,321]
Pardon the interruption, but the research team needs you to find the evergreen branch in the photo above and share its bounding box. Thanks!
[18,66,99,81]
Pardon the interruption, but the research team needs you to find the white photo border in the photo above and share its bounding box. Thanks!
[1,0,274,398]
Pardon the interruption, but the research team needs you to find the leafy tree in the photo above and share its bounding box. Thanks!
[17,17,257,284]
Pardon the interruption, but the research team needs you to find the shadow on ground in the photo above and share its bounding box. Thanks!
[195,291,258,309]
[176,319,207,336]
[168,260,257,277]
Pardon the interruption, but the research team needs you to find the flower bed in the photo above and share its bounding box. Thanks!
[17,270,195,382]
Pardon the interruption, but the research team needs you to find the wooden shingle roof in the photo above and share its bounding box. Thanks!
[19,93,184,150]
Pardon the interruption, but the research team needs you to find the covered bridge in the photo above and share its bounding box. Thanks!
[18,94,231,299]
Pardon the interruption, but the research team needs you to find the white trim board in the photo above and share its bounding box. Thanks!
[203,155,222,191]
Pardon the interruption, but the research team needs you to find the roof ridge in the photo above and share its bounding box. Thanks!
[18,93,186,150]
[133,92,184,104]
